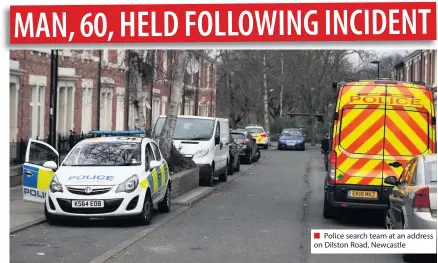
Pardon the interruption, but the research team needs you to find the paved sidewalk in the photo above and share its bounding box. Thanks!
[10,186,45,233]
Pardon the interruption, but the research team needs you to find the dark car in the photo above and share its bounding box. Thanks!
[277,128,306,151]
[231,130,259,164]
[228,133,241,175]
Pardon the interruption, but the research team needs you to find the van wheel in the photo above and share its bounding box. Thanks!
[323,194,336,219]
[235,157,240,172]
[228,158,234,175]
[158,185,171,213]
[200,166,215,187]
[138,192,153,225]
[219,163,228,182]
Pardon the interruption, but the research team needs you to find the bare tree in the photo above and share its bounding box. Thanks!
[158,50,189,160]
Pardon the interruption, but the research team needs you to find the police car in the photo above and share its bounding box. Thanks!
[22,130,171,225]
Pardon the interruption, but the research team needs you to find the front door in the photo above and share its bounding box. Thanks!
[214,121,221,170]
[22,139,59,203]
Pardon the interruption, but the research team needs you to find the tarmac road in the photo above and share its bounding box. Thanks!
[107,147,436,263]
[10,147,437,263]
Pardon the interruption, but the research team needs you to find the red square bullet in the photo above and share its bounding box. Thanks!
[314,232,320,239]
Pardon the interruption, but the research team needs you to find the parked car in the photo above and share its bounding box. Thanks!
[231,129,259,164]
[384,153,437,262]
[277,128,305,151]
[22,132,171,226]
[153,115,230,187]
[228,133,241,175]
[245,125,270,149]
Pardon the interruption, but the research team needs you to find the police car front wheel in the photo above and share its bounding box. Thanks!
[139,192,154,225]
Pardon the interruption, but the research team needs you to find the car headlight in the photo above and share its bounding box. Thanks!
[195,148,209,157]
[49,175,63,193]
[116,175,139,193]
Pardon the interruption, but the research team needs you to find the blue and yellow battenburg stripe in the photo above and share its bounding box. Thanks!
[139,160,170,192]
[23,164,55,191]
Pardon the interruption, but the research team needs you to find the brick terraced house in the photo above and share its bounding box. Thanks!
[390,49,437,111]
[9,49,217,143]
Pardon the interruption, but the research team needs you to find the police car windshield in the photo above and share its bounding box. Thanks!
[63,142,142,166]
[153,117,215,140]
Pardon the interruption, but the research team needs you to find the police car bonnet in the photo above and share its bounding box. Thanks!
[56,166,140,185]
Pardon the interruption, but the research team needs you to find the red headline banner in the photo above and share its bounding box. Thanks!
[10,2,437,44]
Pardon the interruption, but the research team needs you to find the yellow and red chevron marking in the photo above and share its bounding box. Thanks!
[335,104,386,185]
[332,81,436,186]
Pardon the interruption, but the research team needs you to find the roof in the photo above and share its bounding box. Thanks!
[158,115,218,121]
[79,136,148,144]
[342,80,427,89]
[231,129,247,134]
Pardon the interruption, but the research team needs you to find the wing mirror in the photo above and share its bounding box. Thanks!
[43,161,58,171]
[384,176,398,186]
[149,160,161,171]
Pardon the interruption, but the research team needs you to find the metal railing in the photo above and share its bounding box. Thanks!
[9,131,93,165]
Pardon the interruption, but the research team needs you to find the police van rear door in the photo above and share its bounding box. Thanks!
[22,139,59,203]
[382,84,435,185]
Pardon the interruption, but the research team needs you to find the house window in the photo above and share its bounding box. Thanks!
[184,101,191,115]
[29,84,45,138]
[29,75,47,139]
[129,104,136,129]
[116,88,125,130]
[10,77,20,141]
[81,80,93,133]
[161,97,167,115]
[151,96,161,127]
[57,81,75,135]
[100,87,113,130]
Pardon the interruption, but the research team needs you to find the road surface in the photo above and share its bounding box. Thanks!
[10,147,437,263]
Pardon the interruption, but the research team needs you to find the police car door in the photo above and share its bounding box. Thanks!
[145,143,161,203]
[23,139,59,203]
[150,141,168,200]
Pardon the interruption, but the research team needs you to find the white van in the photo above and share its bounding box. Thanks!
[153,115,230,186]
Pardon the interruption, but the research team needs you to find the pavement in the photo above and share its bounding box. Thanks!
[9,160,256,263]
[10,186,45,233]
[10,146,437,263]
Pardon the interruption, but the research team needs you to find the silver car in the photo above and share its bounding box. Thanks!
[384,153,437,262]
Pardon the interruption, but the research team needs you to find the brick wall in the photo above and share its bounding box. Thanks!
[10,50,126,140]
[10,49,217,140]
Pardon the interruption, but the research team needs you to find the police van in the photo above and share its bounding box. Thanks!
[324,79,436,220]
[22,130,171,225]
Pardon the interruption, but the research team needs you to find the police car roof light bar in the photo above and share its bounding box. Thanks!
[88,130,146,136]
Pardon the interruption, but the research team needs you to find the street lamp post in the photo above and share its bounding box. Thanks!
[371,60,380,79]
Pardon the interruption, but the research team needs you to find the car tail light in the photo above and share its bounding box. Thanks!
[328,150,336,185]
[261,133,267,137]
[413,187,430,212]
[241,139,248,145]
